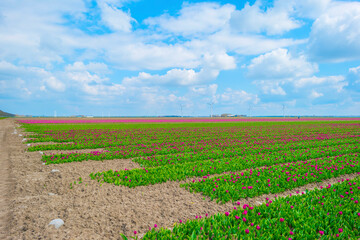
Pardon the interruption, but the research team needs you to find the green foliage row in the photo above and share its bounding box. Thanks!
[140,176,360,239]
[26,124,358,151]
[39,133,358,164]
[89,146,359,188]
[181,154,360,203]
[24,122,359,152]
[132,138,359,167]
[21,120,360,132]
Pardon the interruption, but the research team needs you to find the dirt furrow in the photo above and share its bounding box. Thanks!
[0,119,15,240]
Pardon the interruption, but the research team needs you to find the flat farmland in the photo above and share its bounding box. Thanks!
[4,118,360,239]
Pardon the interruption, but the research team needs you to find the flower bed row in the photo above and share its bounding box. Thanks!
[89,145,359,188]
[139,176,360,239]
[181,154,360,203]
[41,135,358,165]
[18,117,360,124]
[132,139,359,167]
[25,123,359,152]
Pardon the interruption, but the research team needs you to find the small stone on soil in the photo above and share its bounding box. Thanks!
[48,219,64,229]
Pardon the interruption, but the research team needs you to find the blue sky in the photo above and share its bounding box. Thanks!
[1,0,360,116]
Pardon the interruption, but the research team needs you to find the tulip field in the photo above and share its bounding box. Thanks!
[144,177,360,239]
[18,118,360,239]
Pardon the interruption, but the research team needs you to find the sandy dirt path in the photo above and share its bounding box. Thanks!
[0,119,15,239]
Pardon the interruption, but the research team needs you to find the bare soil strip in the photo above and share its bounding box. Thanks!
[26,142,73,147]
[0,119,15,240]
[40,148,107,155]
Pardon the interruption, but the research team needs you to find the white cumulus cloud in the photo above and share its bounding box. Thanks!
[230,0,301,35]
[294,75,346,91]
[254,80,287,96]
[345,65,360,100]
[247,48,318,80]
[0,60,66,93]
[123,68,214,86]
[44,76,66,92]
[0,0,86,64]
[97,0,134,32]
[190,84,218,96]
[290,0,330,19]
[220,88,259,104]
[308,1,360,62]
[65,61,110,74]
[122,51,236,86]
[310,90,324,99]
[145,2,235,36]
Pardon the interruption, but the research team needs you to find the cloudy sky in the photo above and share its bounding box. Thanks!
[1,0,360,116]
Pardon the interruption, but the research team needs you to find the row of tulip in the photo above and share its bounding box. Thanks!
[89,146,359,188]
[24,123,359,144]
[181,154,360,203]
[26,123,359,152]
[138,176,360,239]
[18,117,360,124]
[132,139,359,167]
[40,131,359,165]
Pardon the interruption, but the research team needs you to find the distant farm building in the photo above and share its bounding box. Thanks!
[221,113,234,117]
